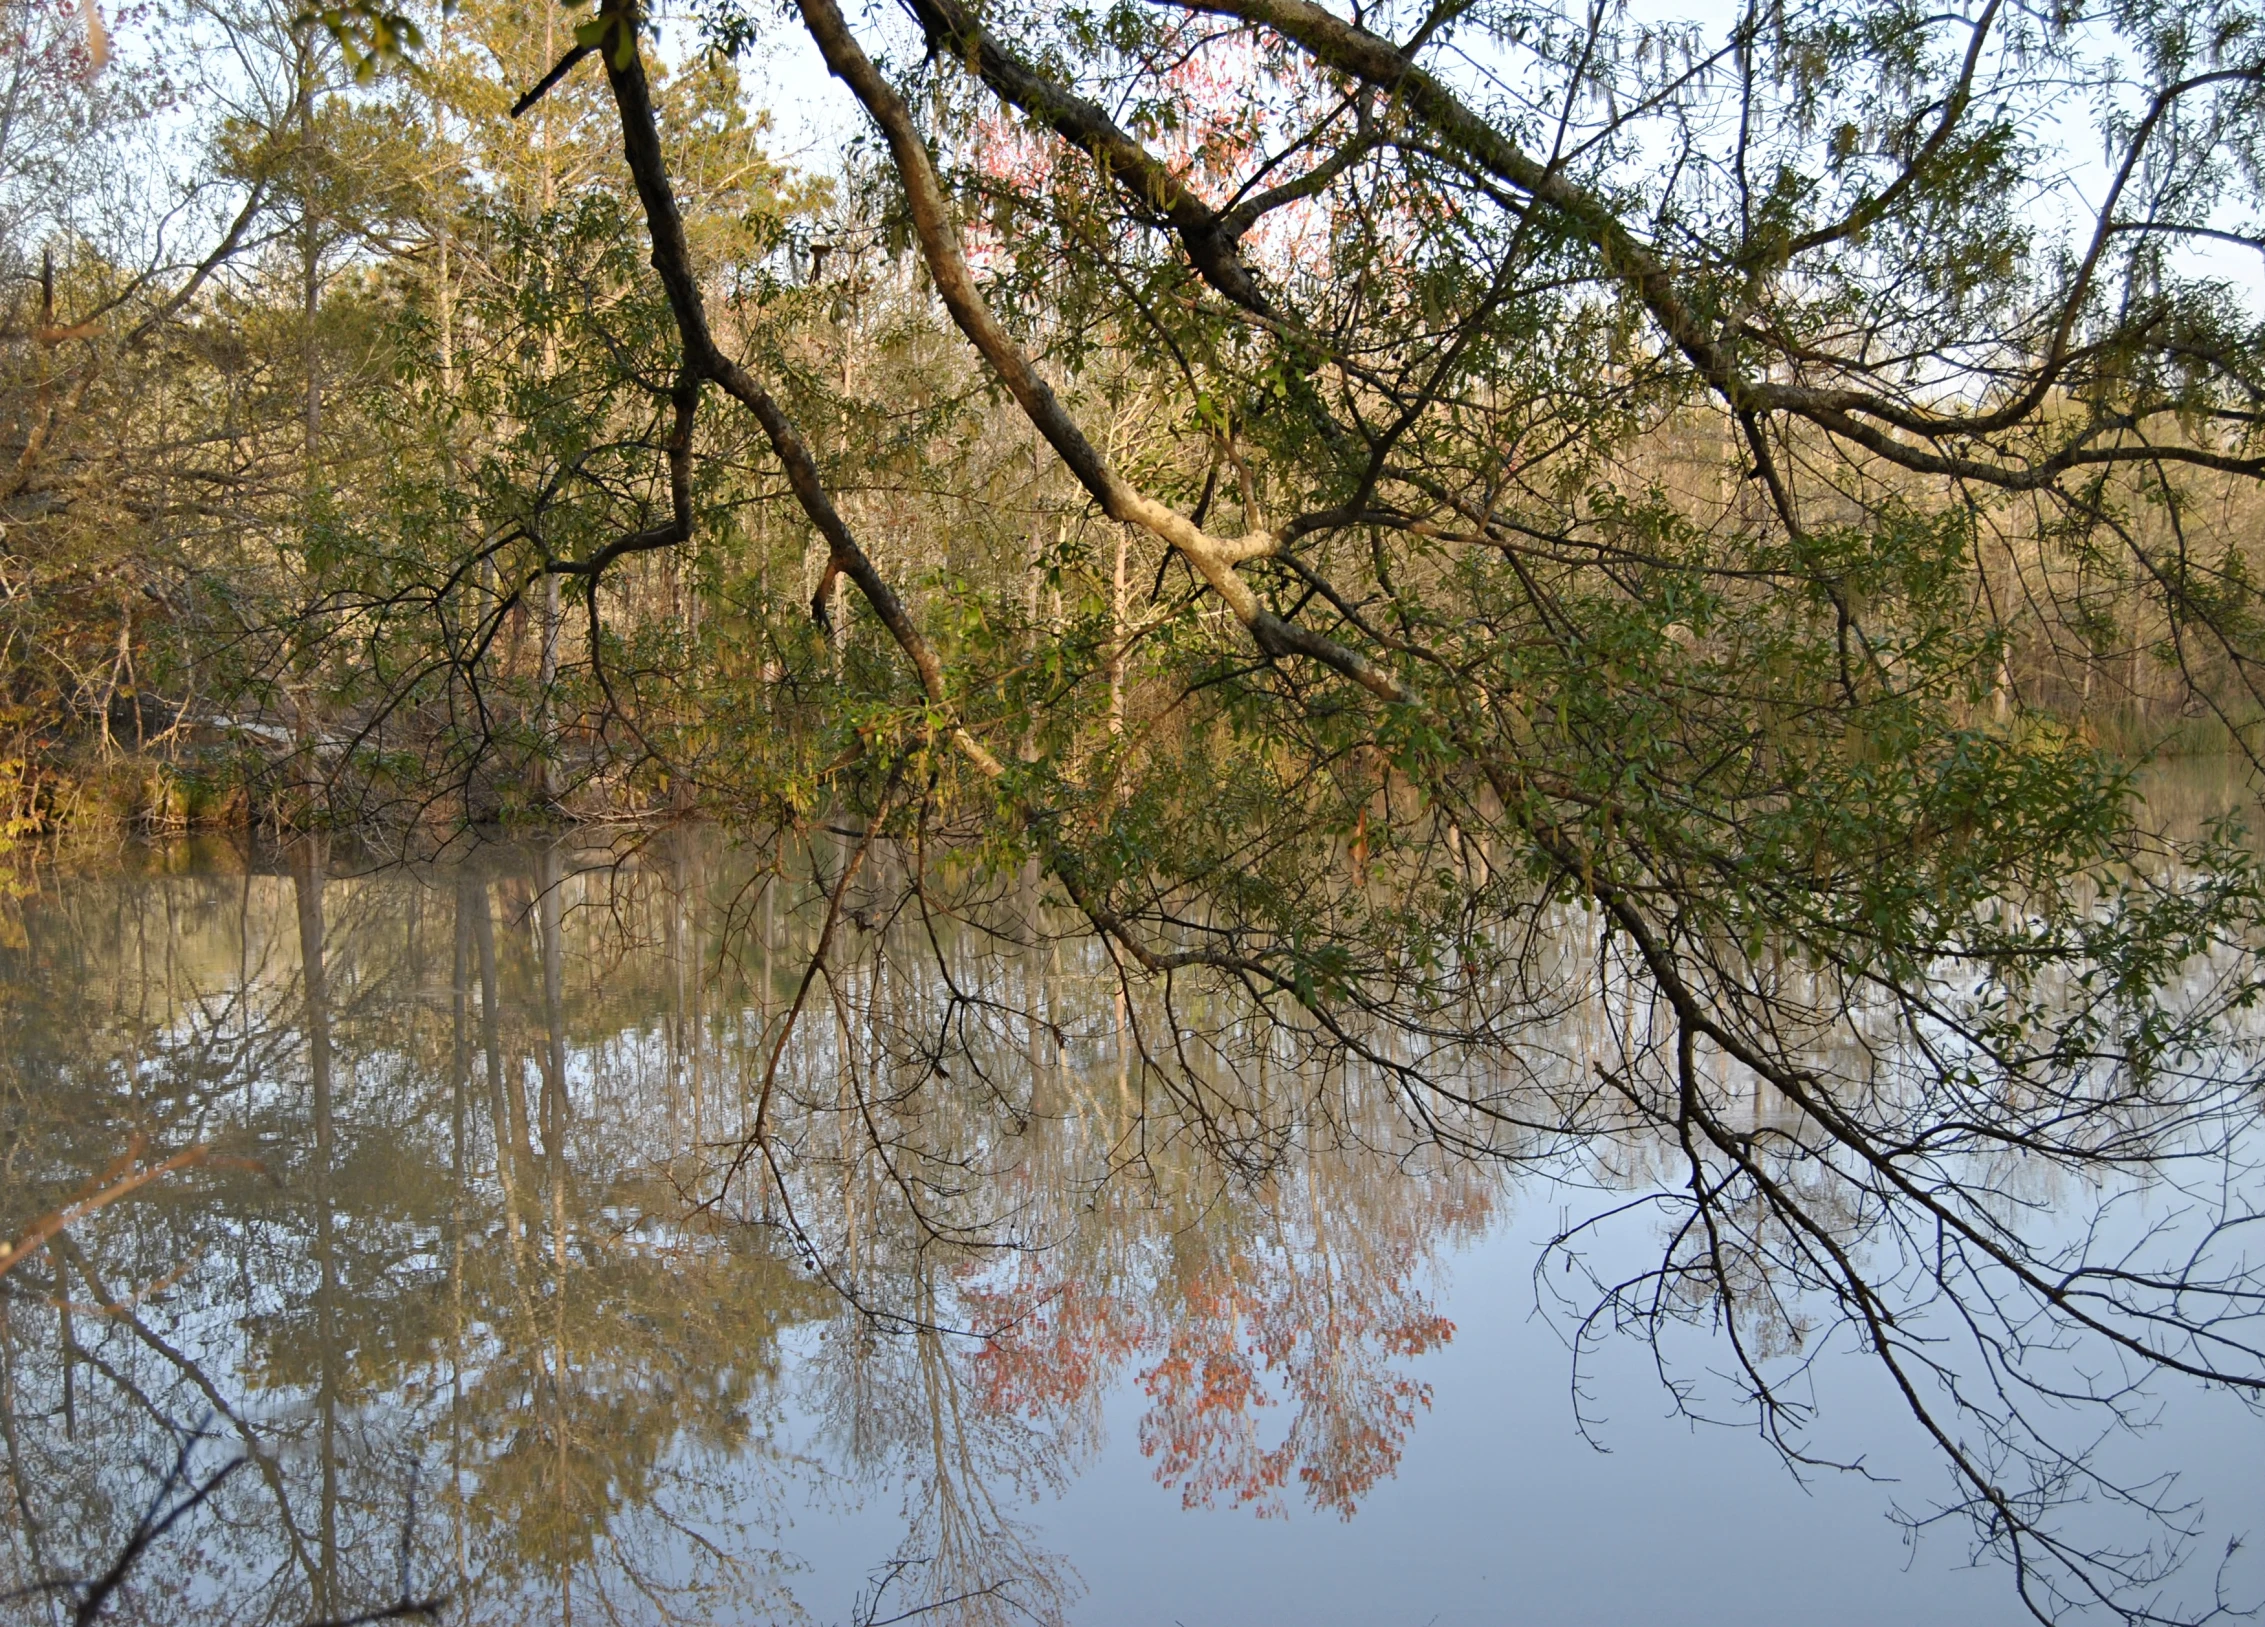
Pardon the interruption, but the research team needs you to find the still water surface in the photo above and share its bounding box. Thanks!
[1,824,2259,1626]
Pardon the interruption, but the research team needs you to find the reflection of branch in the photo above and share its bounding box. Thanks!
[0,1138,249,1278]
[860,1585,1022,1627]
[40,1423,244,1627]
[300,1600,449,1627]
[55,1235,325,1593]
[16,1419,446,1627]
[852,1554,1028,1627]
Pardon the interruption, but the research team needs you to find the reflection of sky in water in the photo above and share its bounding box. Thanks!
[1,826,2259,1626]
[774,1201,2262,1626]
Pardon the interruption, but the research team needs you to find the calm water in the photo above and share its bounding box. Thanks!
[1,820,2259,1626]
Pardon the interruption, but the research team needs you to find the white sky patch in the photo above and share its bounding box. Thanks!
[653,0,863,175]
[685,0,2259,311]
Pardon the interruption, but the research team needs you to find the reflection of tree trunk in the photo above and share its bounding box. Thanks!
[453,878,472,1165]
[472,872,532,1238]
[449,872,472,1601]
[291,837,338,1620]
[59,1231,324,1589]
[670,839,703,1159]
[0,1292,54,1594]
[239,861,256,1122]
[549,1137,572,1625]
[538,824,574,1626]
[754,877,773,1165]
[538,845,568,1162]
[668,844,684,1146]
[688,868,703,1159]
[836,982,859,1287]
[907,1266,1010,1615]
[58,1289,73,1440]
[539,844,574,1586]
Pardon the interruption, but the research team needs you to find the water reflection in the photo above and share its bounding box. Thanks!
[0,837,1504,1626]
[0,825,2258,1625]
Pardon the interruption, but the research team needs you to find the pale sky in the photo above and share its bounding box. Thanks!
[669,0,2260,303]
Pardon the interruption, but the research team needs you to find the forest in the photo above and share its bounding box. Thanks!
[5,0,2265,1618]
[7,0,2263,843]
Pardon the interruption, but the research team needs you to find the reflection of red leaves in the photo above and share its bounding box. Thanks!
[965,1275,1145,1422]
[1142,1352,1294,1515]
[1384,1314,1456,1357]
[1135,1254,1455,1519]
[961,1176,1486,1521]
[1139,1290,1294,1515]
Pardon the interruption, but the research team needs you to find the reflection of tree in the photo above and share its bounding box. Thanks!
[7,831,2257,1627]
[450,1231,817,1615]
[799,1272,1084,1627]
[706,821,2265,1626]
[0,838,1506,1627]
[733,844,1498,1592]
[957,1163,1474,1522]
[0,845,840,1626]
[1139,1217,1457,1520]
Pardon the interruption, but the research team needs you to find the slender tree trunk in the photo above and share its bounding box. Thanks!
[1108,525,1128,736]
